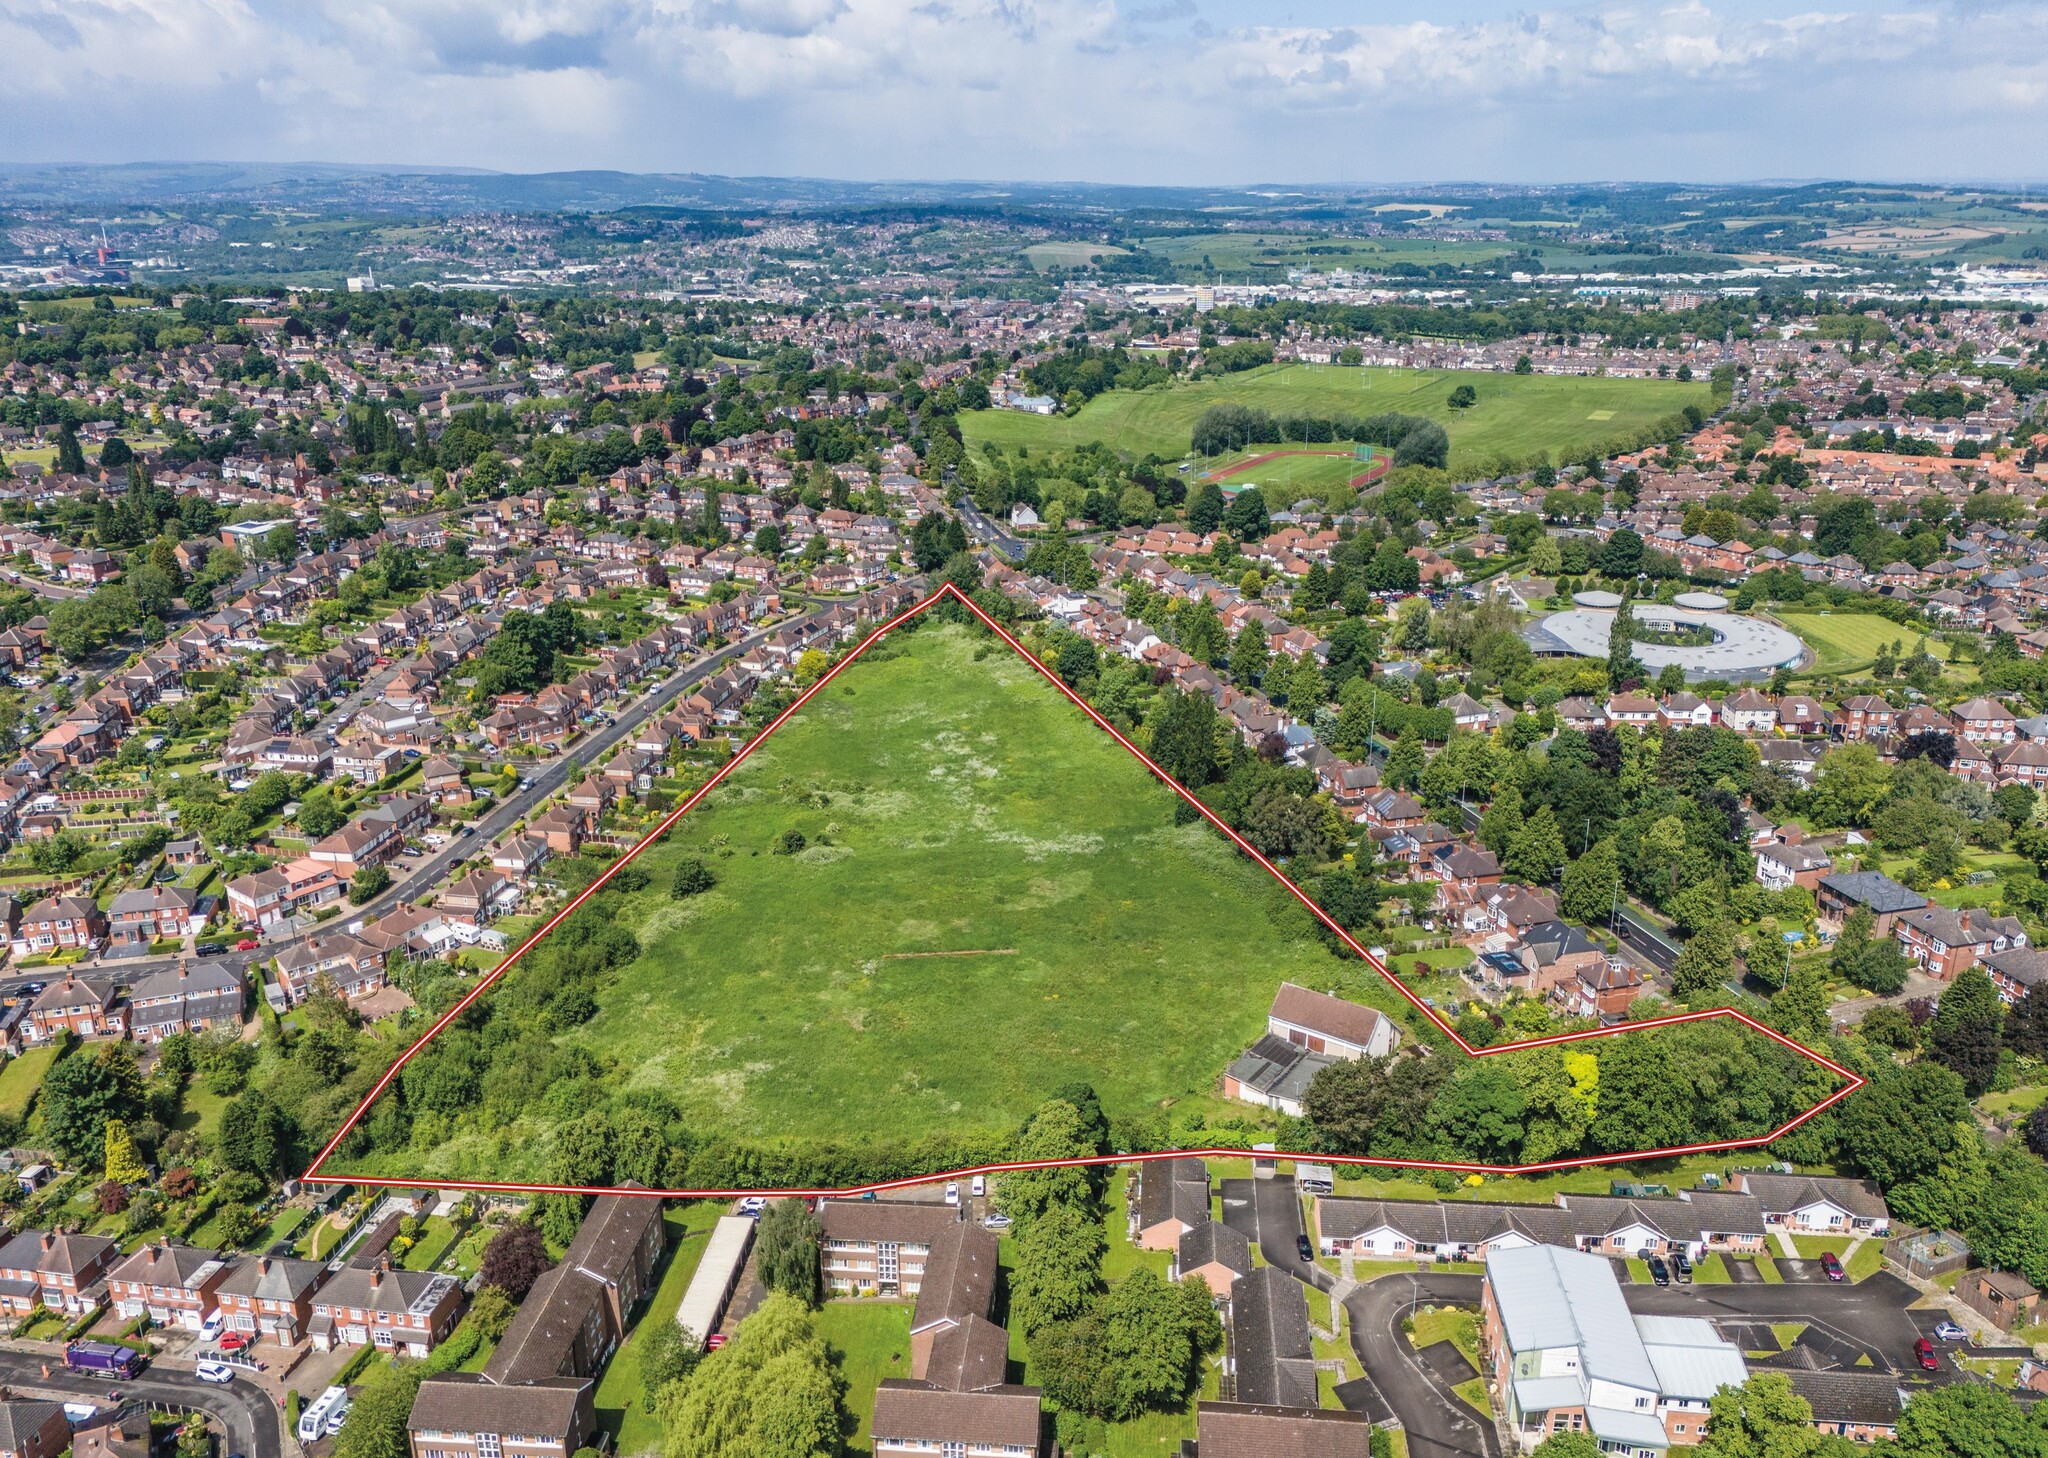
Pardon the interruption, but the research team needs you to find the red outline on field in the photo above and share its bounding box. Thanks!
[305,582,1861,1199]
[1201,448,1391,490]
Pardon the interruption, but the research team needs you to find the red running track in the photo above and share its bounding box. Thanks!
[1201,448,1392,490]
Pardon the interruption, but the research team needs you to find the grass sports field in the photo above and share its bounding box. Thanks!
[366,625,1386,1174]
[959,363,1710,475]
[1774,612,1918,674]
[1198,447,1385,495]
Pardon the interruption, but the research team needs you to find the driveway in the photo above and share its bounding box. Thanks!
[1217,1178,1332,1291]
[0,1348,283,1458]
[1342,1272,1501,1458]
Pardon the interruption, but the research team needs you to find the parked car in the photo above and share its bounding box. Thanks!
[944,1182,960,1206]
[1933,1320,1967,1343]
[195,1362,235,1385]
[1820,1252,1844,1281]
[982,1213,1012,1231]
[970,1175,985,1198]
[1670,1249,1693,1284]
[1915,1338,1939,1371]
[235,939,259,952]
[735,1197,765,1218]
[217,1332,250,1352]
[199,1314,223,1343]
[1296,1234,1315,1263]
[1645,1254,1670,1286]
[195,943,228,956]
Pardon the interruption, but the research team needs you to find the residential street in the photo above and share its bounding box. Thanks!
[23,596,837,999]
[0,1347,282,1458]
[1340,1272,1502,1458]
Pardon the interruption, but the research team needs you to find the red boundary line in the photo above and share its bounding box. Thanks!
[305,582,1862,1198]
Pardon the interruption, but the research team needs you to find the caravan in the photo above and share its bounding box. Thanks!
[298,1386,351,1444]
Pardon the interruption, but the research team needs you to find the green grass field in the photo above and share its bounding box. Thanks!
[0,1046,60,1120]
[1140,232,1511,272]
[344,624,1377,1177]
[1025,242,1130,271]
[814,1302,914,1453]
[594,1205,729,1456]
[1775,612,1915,674]
[960,363,1709,475]
[1197,447,1379,496]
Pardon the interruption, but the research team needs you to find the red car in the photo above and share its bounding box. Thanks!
[217,1333,250,1352]
[235,939,259,952]
[1915,1337,1938,1371]
[1820,1252,1844,1281]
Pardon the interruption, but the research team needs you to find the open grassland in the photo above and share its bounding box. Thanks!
[959,363,1710,475]
[350,625,1372,1175]
[573,625,1347,1139]
[1775,612,1920,674]
[1025,242,1131,270]
[1140,232,1511,272]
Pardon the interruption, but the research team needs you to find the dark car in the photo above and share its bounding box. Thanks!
[1915,1337,1939,1371]
[194,943,228,957]
[1820,1252,1844,1282]
[1671,1249,1694,1284]
[1296,1234,1315,1262]
[1647,1255,1671,1287]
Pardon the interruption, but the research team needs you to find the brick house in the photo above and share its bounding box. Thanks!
[1732,1173,1891,1236]
[0,1402,72,1458]
[108,1243,232,1330]
[24,974,125,1043]
[1893,905,2027,980]
[482,1190,667,1385]
[818,1201,964,1299]
[11,895,107,957]
[406,1376,597,1458]
[106,885,207,950]
[216,1253,328,1344]
[1816,871,1926,935]
[308,1261,464,1357]
[0,1230,121,1314]
[226,856,342,929]
[126,961,247,1042]
[1265,983,1399,1060]
[1755,840,1833,893]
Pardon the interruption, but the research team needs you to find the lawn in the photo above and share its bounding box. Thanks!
[402,1216,460,1271]
[1195,447,1380,497]
[813,1302,913,1454]
[594,1205,729,1457]
[1775,612,1917,674]
[0,1045,61,1120]
[959,363,1710,477]
[334,625,1380,1178]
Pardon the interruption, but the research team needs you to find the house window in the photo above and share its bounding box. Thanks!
[477,1437,500,1458]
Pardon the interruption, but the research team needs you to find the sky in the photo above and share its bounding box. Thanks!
[3,0,2046,186]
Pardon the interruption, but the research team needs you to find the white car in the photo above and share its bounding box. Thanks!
[970,1176,985,1198]
[195,1362,235,1385]
[982,1213,1012,1231]
[944,1182,960,1206]
[736,1196,766,1218]
[199,1313,224,1342]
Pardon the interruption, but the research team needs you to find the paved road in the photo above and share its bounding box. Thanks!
[0,1348,282,1458]
[1341,1272,1502,1458]
[955,495,1026,560]
[1219,1177,1333,1291]
[68,597,840,989]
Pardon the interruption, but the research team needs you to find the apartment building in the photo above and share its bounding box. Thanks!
[818,1200,964,1298]
[407,1377,597,1458]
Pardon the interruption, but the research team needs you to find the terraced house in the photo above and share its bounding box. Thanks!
[0,1230,120,1315]
[107,1242,231,1330]
[308,1261,464,1357]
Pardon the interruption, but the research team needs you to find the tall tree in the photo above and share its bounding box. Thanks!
[1505,805,1569,884]
[1932,967,2005,1096]
[755,1199,824,1308]
[1558,836,1621,924]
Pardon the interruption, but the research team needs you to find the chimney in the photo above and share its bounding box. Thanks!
[258,1257,272,1275]
[370,1267,384,1290]
[39,1233,53,1252]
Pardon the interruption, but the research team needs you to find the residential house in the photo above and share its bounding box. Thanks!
[1816,871,1926,935]
[1779,1372,1902,1445]
[1732,1173,1891,1236]
[24,974,124,1043]
[125,961,246,1042]
[1264,983,1399,1060]
[0,1230,121,1315]
[226,857,342,929]
[0,1403,71,1458]
[12,895,107,957]
[107,1243,232,1330]
[1189,1404,1374,1458]
[1894,905,2027,980]
[106,885,207,951]
[308,1260,464,1358]
[1132,1161,1211,1252]
[215,1253,327,1344]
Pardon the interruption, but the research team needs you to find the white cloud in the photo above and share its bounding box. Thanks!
[0,0,2043,181]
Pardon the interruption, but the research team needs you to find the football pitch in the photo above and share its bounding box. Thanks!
[960,362,1710,474]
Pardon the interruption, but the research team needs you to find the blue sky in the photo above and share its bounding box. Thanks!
[3,1,2044,184]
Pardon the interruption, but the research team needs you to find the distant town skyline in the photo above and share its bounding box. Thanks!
[5,0,2046,187]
